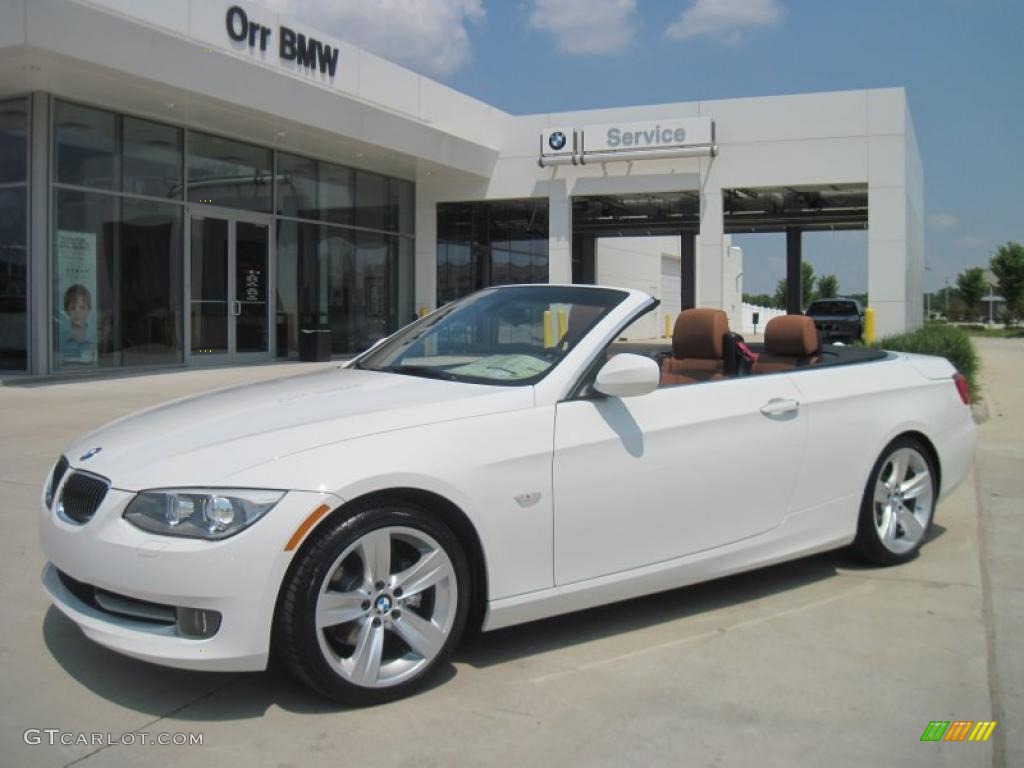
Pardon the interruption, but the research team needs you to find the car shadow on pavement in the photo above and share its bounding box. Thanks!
[43,537,936,717]
[455,550,845,669]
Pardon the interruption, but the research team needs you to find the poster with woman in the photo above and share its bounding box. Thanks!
[56,231,97,365]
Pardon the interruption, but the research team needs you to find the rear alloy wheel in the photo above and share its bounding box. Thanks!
[854,437,937,565]
[277,504,469,704]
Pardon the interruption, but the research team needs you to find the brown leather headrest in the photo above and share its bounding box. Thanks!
[764,315,819,356]
[672,308,729,359]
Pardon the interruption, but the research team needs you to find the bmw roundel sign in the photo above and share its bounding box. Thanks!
[541,128,572,158]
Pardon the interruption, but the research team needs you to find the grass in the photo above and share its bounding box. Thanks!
[872,324,980,396]
[958,326,1024,339]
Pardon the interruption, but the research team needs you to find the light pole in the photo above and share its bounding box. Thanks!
[924,262,931,319]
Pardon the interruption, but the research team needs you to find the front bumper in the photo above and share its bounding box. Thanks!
[39,484,342,672]
[813,320,862,340]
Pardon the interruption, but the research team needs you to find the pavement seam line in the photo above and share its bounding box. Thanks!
[975,454,1007,768]
[61,678,240,768]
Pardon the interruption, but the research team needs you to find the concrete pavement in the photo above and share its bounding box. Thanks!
[0,346,1019,767]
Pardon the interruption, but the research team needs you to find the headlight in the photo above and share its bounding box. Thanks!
[124,488,286,540]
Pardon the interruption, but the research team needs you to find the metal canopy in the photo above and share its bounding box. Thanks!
[572,184,868,236]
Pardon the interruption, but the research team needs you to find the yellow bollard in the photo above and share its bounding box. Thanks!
[864,306,876,345]
[664,314,672,338]
[418,306,428,318]
[543,310,553,348]
[557,309,567,342]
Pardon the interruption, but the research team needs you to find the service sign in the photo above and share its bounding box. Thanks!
[541,128,574,157]
[582,117,713,154]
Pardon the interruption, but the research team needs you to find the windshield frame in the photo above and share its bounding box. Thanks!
[353,285,632,387]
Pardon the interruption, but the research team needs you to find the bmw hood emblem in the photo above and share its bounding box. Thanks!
[80,446,103,461]
[548,131,567,150]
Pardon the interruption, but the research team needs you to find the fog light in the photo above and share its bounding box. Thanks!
[204,495,235,531]
[176,607,222,638]
[165,494,194,526]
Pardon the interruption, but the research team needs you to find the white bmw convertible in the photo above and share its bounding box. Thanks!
[40,285,976,704]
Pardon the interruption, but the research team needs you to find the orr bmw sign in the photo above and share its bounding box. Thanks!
[539,117,716,166]
[224,4,340,78]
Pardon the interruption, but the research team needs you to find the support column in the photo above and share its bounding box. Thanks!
[548,180,572,284]
[413,188,437,312]
[696,190,723,309]
[679,233,696,310]
[29,93,50,375]
[786,227,802,315]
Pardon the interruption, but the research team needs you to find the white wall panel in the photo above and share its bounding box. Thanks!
[700,91,868,144]
[868,186,909,242]
[0,0,26,46]
[867,88,906,135]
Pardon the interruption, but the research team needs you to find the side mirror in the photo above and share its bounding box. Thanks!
[594,353,660,398]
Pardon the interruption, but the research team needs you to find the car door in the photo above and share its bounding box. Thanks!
[552,372,808,586]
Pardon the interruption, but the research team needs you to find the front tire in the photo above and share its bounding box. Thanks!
[276,502,470,705]
[854,436,937,565]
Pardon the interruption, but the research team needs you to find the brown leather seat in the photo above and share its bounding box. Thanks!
[659,308,730,387]
[751,315,820,374]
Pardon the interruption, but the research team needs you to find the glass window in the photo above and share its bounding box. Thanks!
[123,117,183,199]
[354,170,389,231]
[276,152,317,219]
[187,131,272,212]
[276,218,328,357]
[120,200,182,366]
[391,179,414,234]
[0,188,27,370]
[357,285,628,386]
[393,236,415,328]
[53,189,118,369]
[437,199,549,302]
[320,161,354,226]
[55,101,119,191]
[0,97,28,184]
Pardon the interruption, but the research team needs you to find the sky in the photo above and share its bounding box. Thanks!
[268,0,1023,294]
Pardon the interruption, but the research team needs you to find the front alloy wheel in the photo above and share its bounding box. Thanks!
[855,437,937,564]
[277,504,470,704]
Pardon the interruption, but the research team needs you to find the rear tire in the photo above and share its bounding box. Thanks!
[854,436,937,565]
[276,502,470,705]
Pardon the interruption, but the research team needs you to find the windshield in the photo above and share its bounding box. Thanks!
[808,300,859,316]
[356,286,630,386]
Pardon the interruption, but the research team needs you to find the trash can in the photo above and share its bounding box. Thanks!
[299,328,332,362]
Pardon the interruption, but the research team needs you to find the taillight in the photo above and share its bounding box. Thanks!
[953,373,970,405]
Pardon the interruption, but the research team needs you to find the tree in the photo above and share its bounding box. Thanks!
[773,262,817,310]
[955,267,987,320]
[817,274,840,299]
[990,241,1024,323]
[742,293,775,308]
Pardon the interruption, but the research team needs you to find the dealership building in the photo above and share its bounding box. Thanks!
[0,0,924,376]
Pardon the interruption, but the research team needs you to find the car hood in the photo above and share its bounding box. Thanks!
[63,367,533,491]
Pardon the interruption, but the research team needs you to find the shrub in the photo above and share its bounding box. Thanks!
[873,324,980,396]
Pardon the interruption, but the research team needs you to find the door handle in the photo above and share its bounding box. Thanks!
[760,398,799,416]
[232,300,241,316]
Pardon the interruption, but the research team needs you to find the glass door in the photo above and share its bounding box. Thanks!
[234,221,270,360]
[188,210,272,364]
